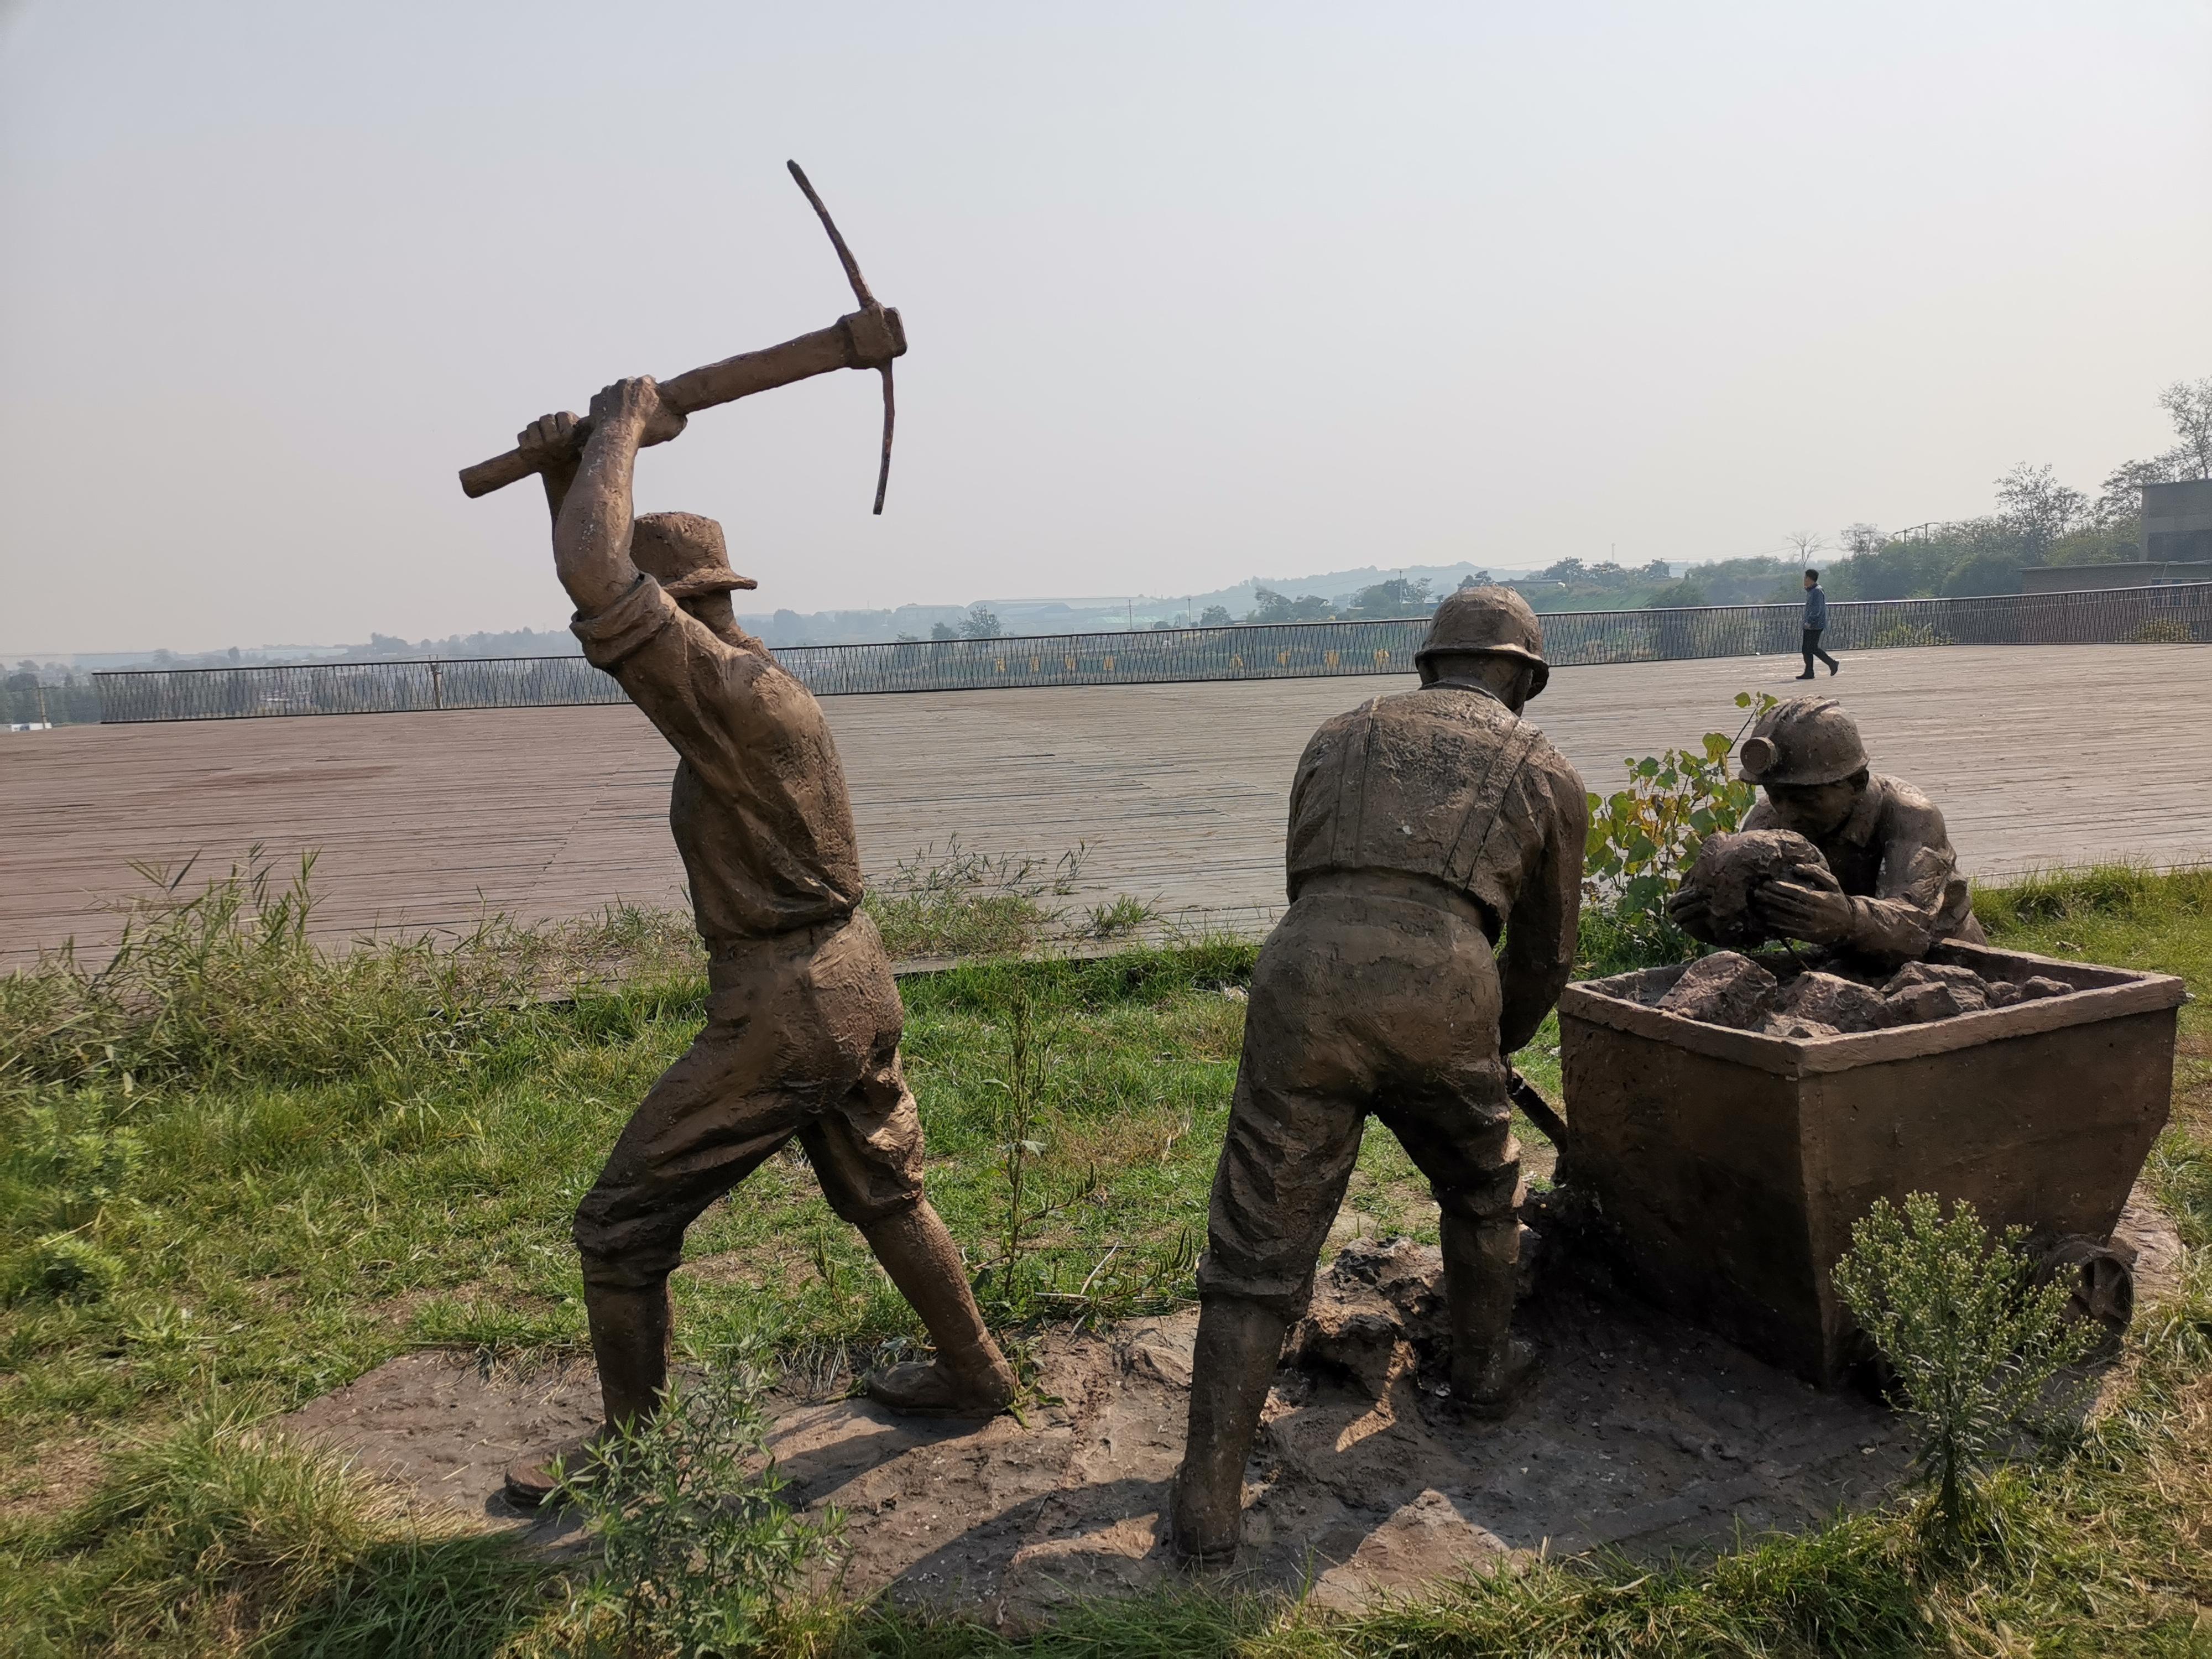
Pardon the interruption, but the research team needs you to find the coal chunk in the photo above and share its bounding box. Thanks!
[1656,951,1780,1028]
[1679,829,1835,947]
[1775,971,1892,1033]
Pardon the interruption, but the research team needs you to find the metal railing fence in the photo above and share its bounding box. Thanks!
[93,583,2212,723]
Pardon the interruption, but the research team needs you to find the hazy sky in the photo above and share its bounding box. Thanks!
[3,2,2208,655]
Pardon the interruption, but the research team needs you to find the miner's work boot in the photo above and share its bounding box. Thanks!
[1170,1296,1292,1563]
[858,1203,1018,1417]
[1441,1213,1538,1418]
[503,1279,674,1508]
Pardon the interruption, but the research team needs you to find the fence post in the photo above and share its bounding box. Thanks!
[430,660,443,711]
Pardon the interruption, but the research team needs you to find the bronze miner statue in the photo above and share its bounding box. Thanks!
[497,379,1015,1506]
[1170,587,1588,1562]
[1667,696,1986,966]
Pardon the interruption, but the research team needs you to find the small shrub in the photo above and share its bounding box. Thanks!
[862,840,1084,959]
[1831,1192,2097,1565]
[1867,622,1956,649]
[8,1230,126,1302]
[554,1361,836,1657]
[1084,895,1156,940]
[2128,617,2195,644]
[1580,692,1772,969]
[14,1100,145,1228]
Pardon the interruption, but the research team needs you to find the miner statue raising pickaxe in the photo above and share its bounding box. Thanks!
[465,165,1019,1509]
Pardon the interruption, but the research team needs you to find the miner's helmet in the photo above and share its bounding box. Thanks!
[1415,586,1551,697]
[630,512,758,599]
[1738,696,1869,786]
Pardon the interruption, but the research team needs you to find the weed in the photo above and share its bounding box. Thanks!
[550,1359,837,1658]
[862,839,1085,959]
[1831,1192,2097,1566]
[1086,894,1158,940]
[1579,692,1773,971]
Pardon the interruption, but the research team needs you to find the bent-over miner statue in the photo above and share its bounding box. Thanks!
[1171,586,1588,1562]
[1668,695,1986,967]
[499,380,1015,1506]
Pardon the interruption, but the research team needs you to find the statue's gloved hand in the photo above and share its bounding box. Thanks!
[1666,884,1717,941]
[516,410,580,470]
[588,375,687,447]
[1755,872,1854,945]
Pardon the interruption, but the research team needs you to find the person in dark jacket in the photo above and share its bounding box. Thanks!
[1799,570,1839,679]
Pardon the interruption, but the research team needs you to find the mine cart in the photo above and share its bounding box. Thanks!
[1556,941,2185,1386]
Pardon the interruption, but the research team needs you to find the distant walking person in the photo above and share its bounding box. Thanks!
[1799,569,1839,679]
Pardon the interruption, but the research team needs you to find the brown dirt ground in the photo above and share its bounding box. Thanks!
[273,1184,2182,1621]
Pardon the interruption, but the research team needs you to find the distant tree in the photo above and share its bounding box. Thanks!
[1635,559,1672,581]
[1994,463,2086,562]
[1783,531,1828,568]
[1199,604,1232,626]
[2094,456,2170,528]
[959,604,1002,639]
[1839,523,1883,558]
[1642,580,1707,608]
[1344,577,1435,618]
[930,622,959,640]
[1533,557,1588,585]
[896,632,921,642]
[1457,571,1493,590]
[2158,376,2212,478]
[1247,587,1333,623]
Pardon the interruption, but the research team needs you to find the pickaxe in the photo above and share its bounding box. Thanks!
[458,161,904,513]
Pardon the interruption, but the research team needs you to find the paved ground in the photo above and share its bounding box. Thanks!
[4,644,2207,962]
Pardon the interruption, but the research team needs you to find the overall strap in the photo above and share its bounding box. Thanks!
[1440,716,1544,891]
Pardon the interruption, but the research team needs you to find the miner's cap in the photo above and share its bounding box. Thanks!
[631,512,759,599]
[1416,585,1551,697]
[1739,696,1867,786]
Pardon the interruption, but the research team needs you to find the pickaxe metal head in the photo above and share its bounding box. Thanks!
[788,160,896,515]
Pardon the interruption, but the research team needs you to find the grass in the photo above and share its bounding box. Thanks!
[2,859,2209,1655]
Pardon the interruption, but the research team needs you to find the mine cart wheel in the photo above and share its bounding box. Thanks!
[2033,1235,2136,1343]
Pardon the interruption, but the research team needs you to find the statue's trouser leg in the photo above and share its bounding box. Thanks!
[1385,1095,1533,1412]
[1176,925,1372,1560]
[569,912,986,1416]
[582,1277,675,1429]
[1172,1295,1294,1560]
[851,1199,1016,1413]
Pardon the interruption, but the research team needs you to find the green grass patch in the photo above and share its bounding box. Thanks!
[2,861,2210,1654]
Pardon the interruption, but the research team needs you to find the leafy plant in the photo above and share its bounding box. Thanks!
[1831,1192,2098,1565]
[1084,895,1156,940]
[861,839,1087,959]
[8,1229,126,1302]
[1580,692,1773,966]
[1867,622,1956,649]
[552,1361,838,1658]
[971,977,1100,1322]
[2128,617,2195,644]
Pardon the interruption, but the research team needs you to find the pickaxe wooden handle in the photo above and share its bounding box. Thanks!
[456,305,904,499]
[458,161,905,506]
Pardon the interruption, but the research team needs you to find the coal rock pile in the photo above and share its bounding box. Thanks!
[1653,951,2073,1037]
[1678,828,1834,947]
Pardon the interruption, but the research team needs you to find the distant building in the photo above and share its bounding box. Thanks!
[2020,478,2212,592]
[2143,478,2212,564]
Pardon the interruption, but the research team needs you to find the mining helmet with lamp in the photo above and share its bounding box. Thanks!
[1415,586,1551,698]
[1738,696,1869,787]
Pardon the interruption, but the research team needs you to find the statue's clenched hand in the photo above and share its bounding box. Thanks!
[588,376,687,448]
[1666,884,1715,941]
[517,411,580,469]
[1756,874,1854,945]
